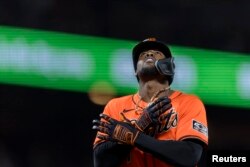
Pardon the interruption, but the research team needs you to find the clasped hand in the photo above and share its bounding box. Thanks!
[92,114,140,145]
[135,96,172,135]
[92,97,172,143]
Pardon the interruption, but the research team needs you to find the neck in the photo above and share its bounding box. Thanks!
[138,80,170,102]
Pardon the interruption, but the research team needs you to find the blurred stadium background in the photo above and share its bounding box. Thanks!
[0,0,250,167]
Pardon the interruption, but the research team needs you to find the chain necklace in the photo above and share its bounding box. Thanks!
[135,86,170,114]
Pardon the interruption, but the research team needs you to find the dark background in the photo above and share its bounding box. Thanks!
[1,1,250,167]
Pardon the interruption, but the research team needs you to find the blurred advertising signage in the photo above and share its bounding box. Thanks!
[0,26,250,108]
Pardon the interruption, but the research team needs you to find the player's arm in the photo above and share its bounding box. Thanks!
[133,96,206,166]
[134,133,203,167]
[93,141,132,167]
[93,114,204,167]
[93,99,133,167]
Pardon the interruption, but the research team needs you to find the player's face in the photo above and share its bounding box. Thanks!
[136,50,165,76]
[138,50,165,62]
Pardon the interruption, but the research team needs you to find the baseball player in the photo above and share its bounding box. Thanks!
[92,38,208,167]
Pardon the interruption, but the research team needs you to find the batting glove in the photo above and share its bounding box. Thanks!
[134,97,172,134]
[93,114,140,145]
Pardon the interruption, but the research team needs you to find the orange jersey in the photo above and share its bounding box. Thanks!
[93,90,208,167]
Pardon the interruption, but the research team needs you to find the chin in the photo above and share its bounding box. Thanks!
[140,66,158,76]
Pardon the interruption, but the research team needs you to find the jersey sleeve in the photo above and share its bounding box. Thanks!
[93,100,113,148]
[176,96,208,145]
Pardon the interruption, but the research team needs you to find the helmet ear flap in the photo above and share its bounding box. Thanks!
[155,57,175,84]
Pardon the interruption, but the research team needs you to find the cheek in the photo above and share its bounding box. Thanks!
[155,54,165,60]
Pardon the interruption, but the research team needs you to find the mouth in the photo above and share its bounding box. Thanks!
[145,57,156,63]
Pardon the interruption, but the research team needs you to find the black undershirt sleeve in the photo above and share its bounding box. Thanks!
[134,133,204,167]
[93,141,132,167]
[94,134,204,167]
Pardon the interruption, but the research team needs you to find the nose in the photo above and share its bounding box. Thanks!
[145,52,154,57]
